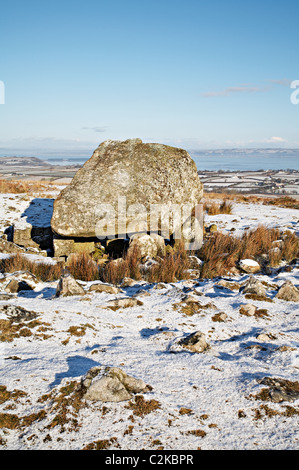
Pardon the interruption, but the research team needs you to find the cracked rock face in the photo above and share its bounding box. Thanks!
[81,367,151,402]
[51,139,203,239]
[55,273,85,297]
[275,281,299,302]
[239,276,267,297]
[179,331,209,353]
[258,377,299,403]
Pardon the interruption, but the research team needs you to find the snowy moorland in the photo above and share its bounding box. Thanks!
[0,191,298,450]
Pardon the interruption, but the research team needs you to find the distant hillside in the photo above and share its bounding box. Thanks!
[192,148,299,157]
[0,156,52,166]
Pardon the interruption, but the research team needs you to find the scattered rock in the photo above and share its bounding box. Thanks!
[179,331,209,353]
[81,366,151,402]
[3,271,39,293]
[257,377,299,403]
[256,333,273,342]
[239,259,261,274]
[4,279,33,293]
[0,293,15,301]
[128,234,158,260]
[88,283,120,295]
[56,273,85,297]
[0,238,25,254]
[275,281,299,302]
[188,256,203,270]
[13,221,53,251]
[216,279,240,291]
[239,276,267,298]
[139,258,159,276]
[212,312,228,322]
[239,304,257,316]
[104,298,144,310]
[153,283,167,290]
[53,238,96,258]
[0,304,39,322]
[208,224,218,233]
[120,277,139,287]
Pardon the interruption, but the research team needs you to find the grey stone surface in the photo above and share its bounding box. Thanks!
[51,139,203,240]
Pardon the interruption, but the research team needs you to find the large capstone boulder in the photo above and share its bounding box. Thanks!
[51,139,203,245]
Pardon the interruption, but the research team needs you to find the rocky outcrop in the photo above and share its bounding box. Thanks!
[257,377,299,403]
[56,273,85,297]
[239,276,267,297]
[178,331,209,353]
[275,281,299,302]
[239,259,261,274]
[51,139,203,244]
[81,366,151,402]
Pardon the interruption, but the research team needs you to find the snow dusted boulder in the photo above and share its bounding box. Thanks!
[3,271,39,293]
[239,259,261,274]
[171,331,209,354]
[0,304,39,322]
[56,272,85,297]
[51,139,203,240]
[0,238,25,254]
[128,234,159,259]
[104,297,144,310]
[239,304,257,316]
[239,276,267,298]
[82,367,151,402]
[88,283,120,295]
[275,281,299,302]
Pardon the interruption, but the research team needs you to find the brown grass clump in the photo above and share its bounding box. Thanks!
[67,253,99,282]
[264,196,299,211]
[101,245,142,285]
[204,192,299,211]
[0,254,63,282]
[239,225,280,260]
[82,437,118,450]
[204,199,233,215]
[0,386,27,405]
[0,179,65,197]
[281,231,299,262]
[126,395,161,417]
[199,224,297,279]
[0,413,21,430]
[147,241,191,284]
[199,231,242,279]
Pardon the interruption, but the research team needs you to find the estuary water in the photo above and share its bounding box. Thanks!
[42,151,299,172]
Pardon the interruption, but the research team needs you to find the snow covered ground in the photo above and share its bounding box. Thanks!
[0,193,298,450]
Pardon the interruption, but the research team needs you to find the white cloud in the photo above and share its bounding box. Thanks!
[82,126,108,133]
[202,85,270,97]
[267,79,292,87]
[264,136,288,143]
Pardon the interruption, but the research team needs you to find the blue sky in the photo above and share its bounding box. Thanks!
[0,0,298,156]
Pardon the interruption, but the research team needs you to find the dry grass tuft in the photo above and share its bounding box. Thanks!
[126,395,161,417]
[0,179,65,197]
[67,253,99,282]
[147,241,191,284]
[204,199,233,215]
[199,224,298,279]
[0,254,63,282]
[101,244,142,285]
